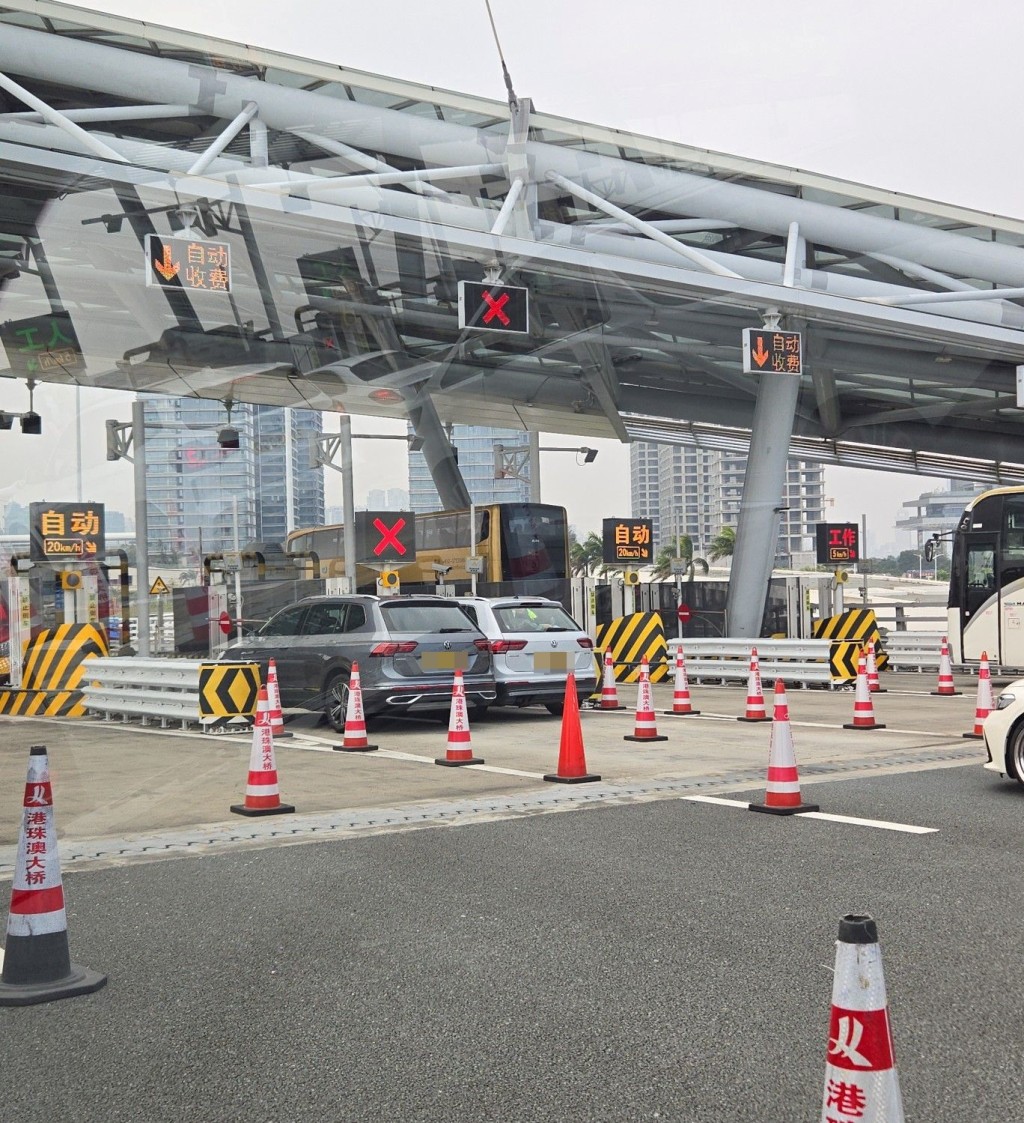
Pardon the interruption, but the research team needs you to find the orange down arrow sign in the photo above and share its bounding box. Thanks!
[153,246,180,281]
[751,335,769,367]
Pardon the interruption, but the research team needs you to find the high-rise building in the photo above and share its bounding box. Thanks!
[408,425,530,512]
[895,478,984,553]
[630,442,825,563]
[142,398,324,564]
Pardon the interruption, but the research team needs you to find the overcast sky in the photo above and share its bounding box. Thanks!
[5,0,1022,552]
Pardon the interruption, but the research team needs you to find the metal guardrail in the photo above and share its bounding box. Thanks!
[880,632,945,672]
[82,658,217,731]
[666,638,837,687]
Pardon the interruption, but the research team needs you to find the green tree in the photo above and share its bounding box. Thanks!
[708,526,736,562]
[652,534,709,580]
[570,531,605,576]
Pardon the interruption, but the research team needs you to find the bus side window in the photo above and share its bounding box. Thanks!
[478,511,490,543]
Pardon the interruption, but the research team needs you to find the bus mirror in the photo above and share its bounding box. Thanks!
[924,539,936,562]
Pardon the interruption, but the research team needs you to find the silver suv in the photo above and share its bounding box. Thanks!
[453,595,597,715]
[222,594,496,730]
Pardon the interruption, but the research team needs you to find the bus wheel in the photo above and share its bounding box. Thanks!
[1008,724,1024,785]
[324,673,351,733]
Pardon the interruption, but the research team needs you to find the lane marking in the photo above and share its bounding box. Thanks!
[682,795,937,833]
[287,736,545,778]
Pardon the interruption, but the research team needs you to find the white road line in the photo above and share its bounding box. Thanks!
[681,795,937,833]
[287,737,545,778]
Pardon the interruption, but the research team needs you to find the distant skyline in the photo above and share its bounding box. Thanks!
[2,0,1021,548]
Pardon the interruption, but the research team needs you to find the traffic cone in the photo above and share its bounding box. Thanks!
[738,647,771,722]
[963,651,995,739]
[749,681,819,815]
[624,656,668,742]
[333,662,378,752]
[266,658,292,738]
[544,673,601,784]
[435,669,483,766]
[0,745,107,1006]
[865,639,885,693]
[931,636,962,696]
[843,649,886,730]
[820,914,905,1123]
[230,687,296,815]
[598,649,625,710]
[665,646,700,716]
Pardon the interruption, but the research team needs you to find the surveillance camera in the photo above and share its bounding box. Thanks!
[20,411,42,435]
[217,425,240,450]
[431,563,453,575]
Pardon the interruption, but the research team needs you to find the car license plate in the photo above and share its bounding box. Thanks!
[533,651,568,671]
[421,651,469,670]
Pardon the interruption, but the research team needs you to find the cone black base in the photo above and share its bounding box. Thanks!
[962,732,983,740]
[0,963,107,1007]
[543,772,601,783]
[623,734,668,742]
[842,722,886,730]
[272,730,294,739]
[748,801,820,815]
[737,716,771,723]
[664,709,701,716]
[596,705,626,711]
[930,689,962,696]
[333,743,378,752]
[435,756,483,766]
[869,688,888,694]
[230,802,296,816]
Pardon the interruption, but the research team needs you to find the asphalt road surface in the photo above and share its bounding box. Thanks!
[1,755,1021,1122]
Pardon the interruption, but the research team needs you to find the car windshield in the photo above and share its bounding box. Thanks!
[380,603,477,633]
[494,605,579,632]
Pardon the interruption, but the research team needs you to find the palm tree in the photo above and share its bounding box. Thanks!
[570,531,605,576]
[708,526,736,562]
[651,534,709,580]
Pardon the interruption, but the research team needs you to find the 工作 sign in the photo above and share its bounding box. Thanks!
[354,511,417,564]
[30,502,105,562]
[816,523,860,564]
[602,518,653,565]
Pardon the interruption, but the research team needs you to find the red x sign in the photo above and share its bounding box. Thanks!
[481,291,510,326]
[457,281,529,334]
[373,517,407,556]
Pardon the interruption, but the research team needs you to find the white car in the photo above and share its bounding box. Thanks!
[454,596,598,716]
[983,677,1024,782]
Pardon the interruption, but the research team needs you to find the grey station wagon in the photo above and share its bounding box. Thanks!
[222,594,496,730]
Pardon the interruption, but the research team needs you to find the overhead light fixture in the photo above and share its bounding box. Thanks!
[0,411,13,430]
[581,447,598,463]
[369,388,403,405]
[217,424,239,449]
[20,411,42,435]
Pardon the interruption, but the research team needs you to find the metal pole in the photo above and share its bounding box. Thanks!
[232,496,242,642]
[529,432,541,503]
[469,501,478,595]
[340,415,357,593]
[861,512,869,605]
[131,397,150,657]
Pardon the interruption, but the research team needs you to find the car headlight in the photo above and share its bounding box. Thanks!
[995,691,1017,710]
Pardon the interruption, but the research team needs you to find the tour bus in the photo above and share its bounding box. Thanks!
[947,485,1024,667]
[284,502,571,602]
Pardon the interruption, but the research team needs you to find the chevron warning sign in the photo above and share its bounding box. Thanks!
[812,609,886,681]
[199,663,260,720]
[594,612,669,684]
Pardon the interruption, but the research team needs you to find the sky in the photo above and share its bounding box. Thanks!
[4,0,1024,553]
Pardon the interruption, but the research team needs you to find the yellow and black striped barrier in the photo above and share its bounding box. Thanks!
[594,612,669,684]
[812,609,886,681]
[0,622,108,717]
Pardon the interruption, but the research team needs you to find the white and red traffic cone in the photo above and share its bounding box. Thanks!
[266,658,292,738]
[865,639,885,693]
[749,681,819,815]
[963,650,995,739]
[544,673,601,784]
[738,647,771,722]
[843,649,886,730]
[231,686,296,816]
[598,649,625,710]
[665,646,700,716]
[436,668,483,766]
[931,635,962,696]
[624,656,668,743]
[0,745,107,1006]
[333,662,378,752]
[820,914,905,1123]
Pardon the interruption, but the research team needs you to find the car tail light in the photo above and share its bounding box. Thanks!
[490,639,528,653]
[473,638,490,651]
[369,641,418,656]
[576,637,594,649]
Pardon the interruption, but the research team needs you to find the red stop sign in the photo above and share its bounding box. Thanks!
[677,603,691,623]
[218,610,232,635]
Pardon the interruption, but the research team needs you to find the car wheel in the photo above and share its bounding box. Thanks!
[324,673,351,733]
[469,704,490,722]
[544,702,564,717]
[1007,722,1024,784]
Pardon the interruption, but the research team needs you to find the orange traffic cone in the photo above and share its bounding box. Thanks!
[843,649,886,730]
[749,681,819,815]
[0,745,107,1006]
[865,639,885,693]
[624,656,668,742]
[738,647,771,722]
[266,658,293,738]
[931,636,961,696]
[598,649,625,710]
[544,673,601,784]
[435,668,483,766]
[333,662,378,752]
[820,914,904,1122]
[231,686,296,816]
[665,646,700,716]
[963,651,995,739]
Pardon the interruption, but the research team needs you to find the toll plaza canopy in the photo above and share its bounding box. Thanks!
[3,0,1024,478]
